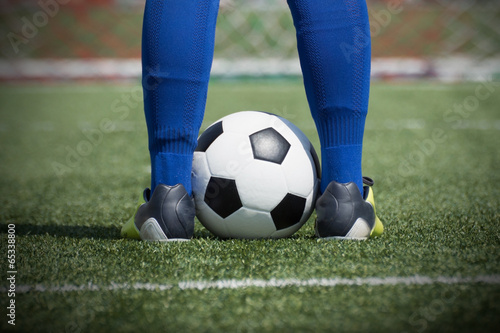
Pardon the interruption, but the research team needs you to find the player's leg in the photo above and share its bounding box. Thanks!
[288,0,369,194]
[143,0,219,196]
[122,0,220,241]
[287,0,383,239]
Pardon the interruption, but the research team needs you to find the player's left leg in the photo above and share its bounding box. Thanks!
[287,0,383,239]
[143,0,219,196]
[121,0,220,241]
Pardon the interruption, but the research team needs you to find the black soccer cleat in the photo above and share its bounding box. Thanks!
[121,184,195,241]
[315,177,383,240]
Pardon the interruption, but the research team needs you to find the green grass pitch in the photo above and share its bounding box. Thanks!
[0,80,499,332]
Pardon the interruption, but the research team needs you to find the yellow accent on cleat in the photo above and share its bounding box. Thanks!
[365,186,384,237]
[120,205,141,239]
[371,215,384,237]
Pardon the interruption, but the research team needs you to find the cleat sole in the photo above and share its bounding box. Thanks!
[140,218,190,242]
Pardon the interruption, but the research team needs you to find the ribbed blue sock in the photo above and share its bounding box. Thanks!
[287,0,371,194]
[142,0,220,195]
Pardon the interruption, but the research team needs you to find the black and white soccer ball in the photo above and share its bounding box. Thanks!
[192,111,320,239]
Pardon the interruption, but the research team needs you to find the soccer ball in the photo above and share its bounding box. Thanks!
[192,111,320,239]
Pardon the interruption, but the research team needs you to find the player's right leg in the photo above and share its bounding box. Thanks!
[287,0,383,239]
[121,0,220,241]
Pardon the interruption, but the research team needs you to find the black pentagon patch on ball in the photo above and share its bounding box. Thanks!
[204,176,242,218]
[195,121,223,152]
[249,127,290,164]
[271,193,306,230]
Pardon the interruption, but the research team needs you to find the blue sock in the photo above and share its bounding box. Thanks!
[142,0,220,195]
[287,0,371,194]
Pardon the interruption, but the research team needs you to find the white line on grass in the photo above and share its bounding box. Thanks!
[374,85,455,91]
[0,85,141,94]
[3,275,500,294]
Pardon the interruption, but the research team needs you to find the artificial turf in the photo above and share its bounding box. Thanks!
[0,80,499,332]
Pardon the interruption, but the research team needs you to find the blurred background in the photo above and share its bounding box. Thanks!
[1,0,499,82]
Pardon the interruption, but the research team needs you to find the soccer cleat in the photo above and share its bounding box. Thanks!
[315,177,383,240]
[121,184,195,241]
